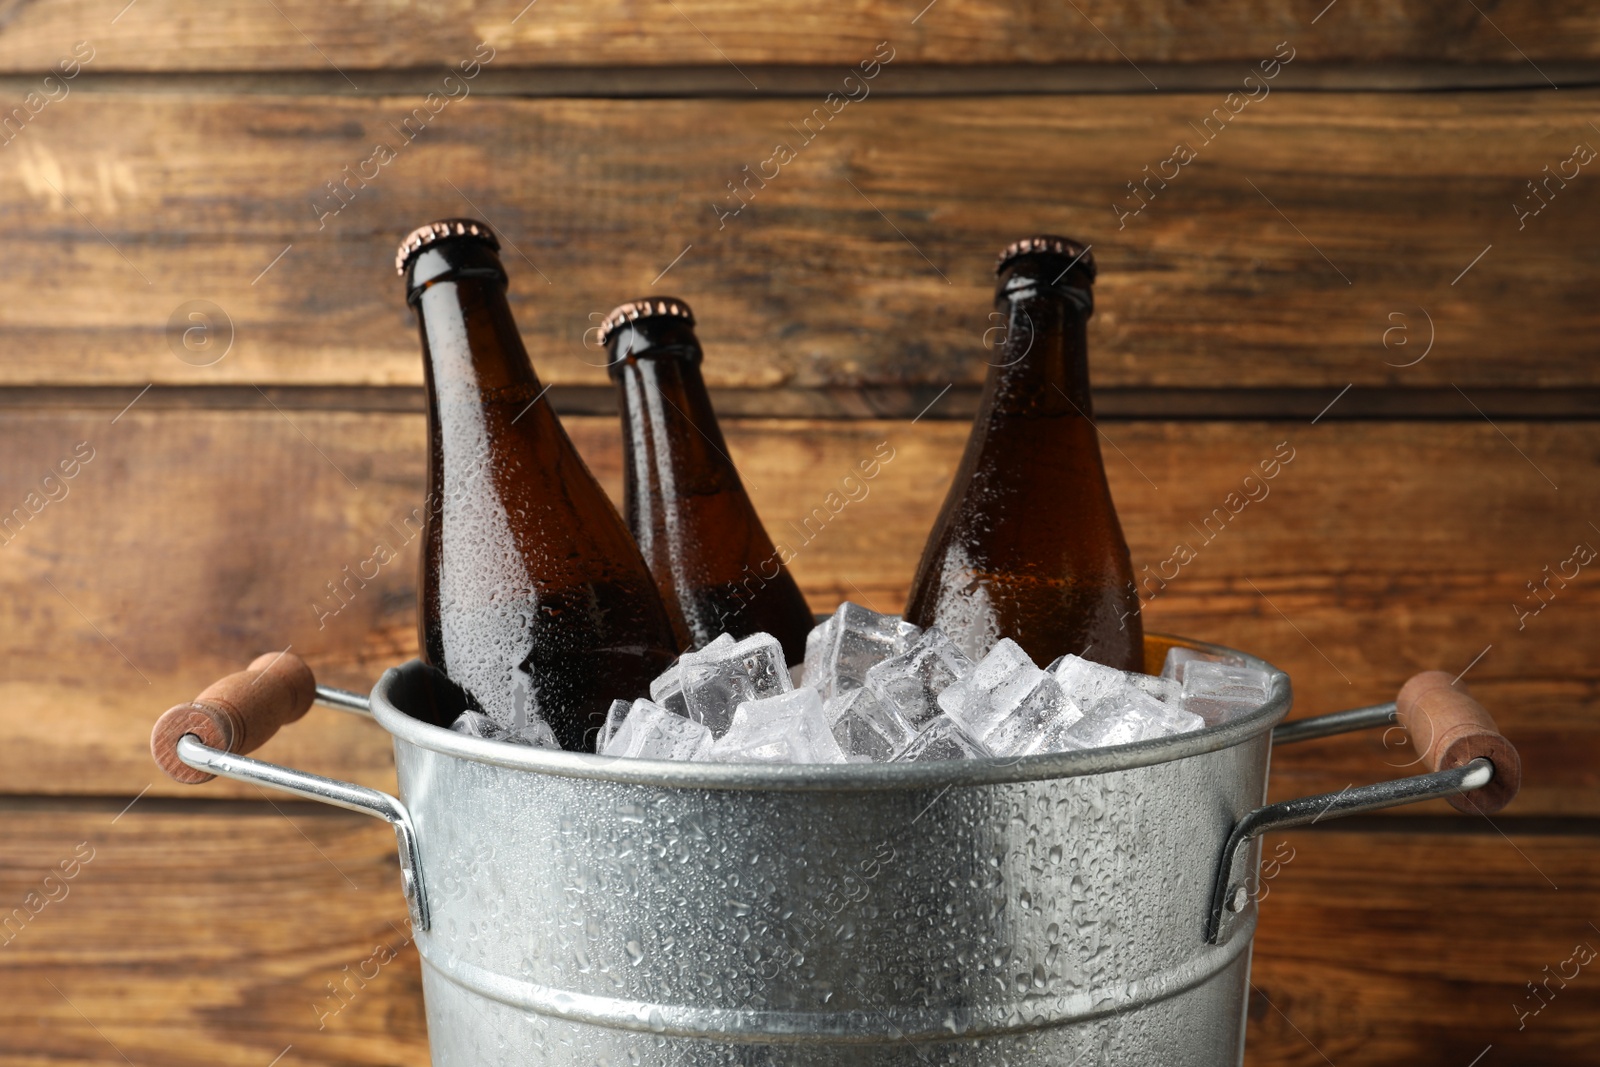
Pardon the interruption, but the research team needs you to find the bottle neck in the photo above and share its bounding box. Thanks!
[985,277,1094,417]
[612,329,739,495]
[416,273,544,415]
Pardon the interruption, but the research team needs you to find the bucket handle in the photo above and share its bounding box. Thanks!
[150,653,428,932]
[1204,670,1522,944]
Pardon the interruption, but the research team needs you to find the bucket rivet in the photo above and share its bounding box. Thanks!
[1227,885,1250,913]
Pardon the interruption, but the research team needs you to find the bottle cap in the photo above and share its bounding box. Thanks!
[395,218,500,276]
[995,235,1096,281]
[598,297,696,347]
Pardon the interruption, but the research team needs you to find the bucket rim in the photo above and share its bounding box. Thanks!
[370,632,1291,792]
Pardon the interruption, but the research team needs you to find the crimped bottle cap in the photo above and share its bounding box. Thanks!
[395,218,499,275]
[995,234,1096,280]
[598,297,695,346]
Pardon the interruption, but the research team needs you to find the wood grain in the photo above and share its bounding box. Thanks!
[0,802,426,1067]
[0,1,1593,71]
[1,407,1594,813]
[0,804,1591,1063]
[16,62,1598,99]
[0,92,1596,391]
[0,4,1584,1063]
[1245,826,1600,1065]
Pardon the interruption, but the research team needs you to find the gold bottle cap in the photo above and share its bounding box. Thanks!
[598,297,696,347]
[995,234,1096,280]
[395,218,500,275]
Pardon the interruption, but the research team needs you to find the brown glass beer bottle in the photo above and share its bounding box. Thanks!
[602,298,814,665]
[399,220,680,751]
[905,235,1142,672]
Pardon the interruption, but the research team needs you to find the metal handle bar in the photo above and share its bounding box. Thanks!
[1205,702,1499,944]
[316,684,372,715]
[175,733,428,932]
[1270,700,1394,744]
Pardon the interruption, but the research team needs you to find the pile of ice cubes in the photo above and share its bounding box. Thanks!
[451,602,1276,763]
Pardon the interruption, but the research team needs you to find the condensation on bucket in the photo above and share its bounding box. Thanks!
[420,953,1250,1065]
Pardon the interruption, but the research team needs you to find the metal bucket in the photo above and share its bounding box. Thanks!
[165,634,1505,1065]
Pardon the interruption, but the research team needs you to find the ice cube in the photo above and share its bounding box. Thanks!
[450,709,560,749]
[939,639,1079,746]
[1056,707,1154,750]
[513,717,560,748]
[597,699,631,750]
[680,631,792,738]
[602,699,714,760]
[1144,693,1205,735]
[1129,673,1183,704]
[1056,688,1202,751]
[449,709,504,740]
[648,661,690,718]
[801,614,835,685]
[984,683,1084,757]
[1037,707,1090,753]
[1047,652,1207,747]
[710,686,844,764]
[806,602,922,701]
[1048,653,1132,712]
[938,638,1032,730]
[864,626,974,727]
[1181,661,1274,725]
[791,694,847,763]
[826,687,917,762]
[651,633,737,710]
[1159,646,1228,684]
[891,716,991,763]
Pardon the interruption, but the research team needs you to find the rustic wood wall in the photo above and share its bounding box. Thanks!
[2,2,1597,1063]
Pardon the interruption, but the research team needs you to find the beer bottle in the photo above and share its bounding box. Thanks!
[602,297,814,665]
[399,220,680,751]
[905,235,1142,672]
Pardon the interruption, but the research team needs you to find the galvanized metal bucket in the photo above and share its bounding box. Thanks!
[161,634,1507,1065]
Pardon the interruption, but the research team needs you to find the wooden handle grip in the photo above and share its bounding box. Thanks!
[1396,670,1522,815]
[150,652,317,784]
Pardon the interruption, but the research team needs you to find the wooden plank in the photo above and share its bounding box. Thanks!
[1245,826,1600,1065]
[0,408,1595,813]
[0,2,1594,71]
[0,804,1593,1063]
[0,802,425,1066]
[0,92,1597,391]
[12,62,1600,99]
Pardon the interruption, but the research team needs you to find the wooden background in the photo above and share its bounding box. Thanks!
[2,2,1598,1063]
